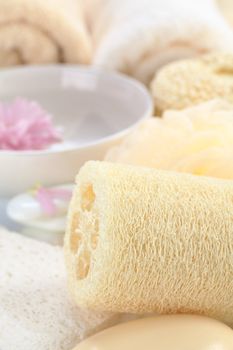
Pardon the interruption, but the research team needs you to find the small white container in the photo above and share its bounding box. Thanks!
[0,65,152,196]
[6,184,73,245]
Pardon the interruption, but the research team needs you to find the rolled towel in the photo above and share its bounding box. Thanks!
[0,227,118,350]
[0,0,91,66]
[151,53,233,114]
[64,161,233,326]
[82,0,233,84]
[106,100,233,180]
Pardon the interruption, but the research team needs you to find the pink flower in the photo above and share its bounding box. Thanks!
[0,98,62,150]
[35,187,72,216]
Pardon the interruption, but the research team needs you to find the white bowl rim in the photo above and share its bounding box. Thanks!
[0,64,153,157]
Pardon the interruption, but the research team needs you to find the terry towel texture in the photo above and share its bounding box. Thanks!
[82,0,233,84]
[65,161,233,326]
[0,227,118,350]
[0,0,91,66]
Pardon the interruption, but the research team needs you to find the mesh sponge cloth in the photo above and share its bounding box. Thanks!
[106,99,233,180]
[0,227,118,350]
[64,161,233,326]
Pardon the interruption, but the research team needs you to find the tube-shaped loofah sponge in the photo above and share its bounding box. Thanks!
[64,161,233,326]
[151,53,233,114]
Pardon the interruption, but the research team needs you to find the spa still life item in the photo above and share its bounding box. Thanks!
[7,184,73,244]
[0,98,62,150]
[151,53,233,114]
[0,65,152,196]
[0,0,91,66]
[73,315,233,350]
[65,161,233,326]
[83,0,233,84]
[0,227,119,350]
[106,99,233,180]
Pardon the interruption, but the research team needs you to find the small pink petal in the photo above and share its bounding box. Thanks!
[36,188,57,216]
[48,188,73,201]
[34,187,72,216]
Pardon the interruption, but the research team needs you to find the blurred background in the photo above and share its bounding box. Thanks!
[1,0,233,242]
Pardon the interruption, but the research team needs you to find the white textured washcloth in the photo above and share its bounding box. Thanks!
[0,0,91,66]
[83,0,233,84]
[0,227,118,350]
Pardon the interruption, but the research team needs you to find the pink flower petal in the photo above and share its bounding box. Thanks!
[0,98,62,151]
[36,188,57,216]
[49,188,73,201]
[35,187,72,216]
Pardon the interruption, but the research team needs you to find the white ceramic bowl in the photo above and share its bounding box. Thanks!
[0,65,152,196]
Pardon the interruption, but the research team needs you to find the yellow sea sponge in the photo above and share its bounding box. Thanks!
[106,99,233,180]
[151,53,233,114]
[64,161,233,325]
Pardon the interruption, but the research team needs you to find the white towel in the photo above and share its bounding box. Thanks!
[0,0,91,66]
[83,0,233,84]
[0,227,119,350]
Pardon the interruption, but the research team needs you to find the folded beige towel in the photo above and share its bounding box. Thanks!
[82,0,233,84]
[0,227,118,350]
[65,161,233,326]
[0,0,91,66]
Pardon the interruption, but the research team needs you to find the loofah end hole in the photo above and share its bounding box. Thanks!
[70,230,82,254]
[81,184,95,211]
[76,249,91,280]
[70,214,82,254]
[215,65,233,77]
[73,183,99,280]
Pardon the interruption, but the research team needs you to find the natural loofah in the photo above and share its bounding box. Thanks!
[151,53,233,114]
[0,227,119,350]
[106,100,233,180]
[64,161,233,326]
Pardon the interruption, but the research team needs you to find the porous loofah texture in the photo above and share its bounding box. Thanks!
[151,53,233,114]
[106,100,233,180]
[0,0,91,66]
[0,227,118,350]
[64,161,233,326]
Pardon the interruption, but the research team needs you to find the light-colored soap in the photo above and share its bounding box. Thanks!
[73,315,233,350]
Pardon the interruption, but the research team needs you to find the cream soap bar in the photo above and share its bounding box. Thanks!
[73,315,233,350]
